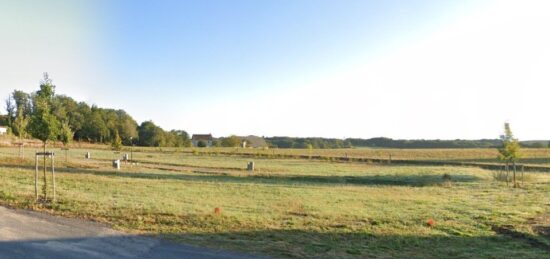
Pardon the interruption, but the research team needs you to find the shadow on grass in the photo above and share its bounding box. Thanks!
[1,229,546,258]
[173,228,550,258]
[0,162,480,187]
[447,157,550,165]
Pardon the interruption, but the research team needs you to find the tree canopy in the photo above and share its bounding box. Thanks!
[498,123,521,163]
[4,74,190,148]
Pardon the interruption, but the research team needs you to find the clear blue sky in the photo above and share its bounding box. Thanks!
[1,0,549,139]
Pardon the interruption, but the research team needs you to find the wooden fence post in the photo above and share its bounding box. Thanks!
[512,162,517,188]
[505,163,509,187]
[35,152,38,201]
[52,153,56,203]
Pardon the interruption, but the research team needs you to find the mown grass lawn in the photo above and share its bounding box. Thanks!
[0,148,549,258]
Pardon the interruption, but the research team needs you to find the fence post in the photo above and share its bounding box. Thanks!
[35,152,38,201]
[52,153,56,203]
[513,162,517,188]
[505,163,509,187]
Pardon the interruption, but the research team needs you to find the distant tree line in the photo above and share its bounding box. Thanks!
[3,74,190,147]
[266,137,549,149]
[266,137,353,149]
[345,137,503,149]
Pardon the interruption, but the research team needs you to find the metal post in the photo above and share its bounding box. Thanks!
[52,153,56,203]
[35,152,38,201]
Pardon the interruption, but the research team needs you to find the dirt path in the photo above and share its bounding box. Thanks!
[0,206,260,259]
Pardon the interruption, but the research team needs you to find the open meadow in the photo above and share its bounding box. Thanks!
[0,146,549,258]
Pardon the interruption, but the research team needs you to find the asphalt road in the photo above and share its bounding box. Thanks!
[0,206,259,259]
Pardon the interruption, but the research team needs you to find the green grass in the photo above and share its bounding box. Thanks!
[0,147,549,258]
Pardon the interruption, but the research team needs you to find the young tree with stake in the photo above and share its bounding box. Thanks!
[498,123,521,187]
[60,120,73,162]
[27,73,61,200]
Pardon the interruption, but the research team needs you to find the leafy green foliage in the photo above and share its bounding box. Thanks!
[111,130,122,150]
[27,74,61,144]
[59,121,73,146]
[4,74,189,147]
[267,137,352,149]
[13,108,29,139]
[220,135,241,147]
[498,123,521,162]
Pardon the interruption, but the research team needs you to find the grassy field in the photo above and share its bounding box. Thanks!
[0,146,549,258]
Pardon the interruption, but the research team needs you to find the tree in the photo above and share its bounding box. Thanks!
[27,73,61,200]
[60,120,73,162]
[6,90,31,139]
[13,108,29,139]
[498,123,521,187]
[81,107,109,143]
[138,121,165,147]
[221,135,241,147]
[168,130,191,147]
[116,110,138,144]
[60,120,73,146]
[111,130,122,150]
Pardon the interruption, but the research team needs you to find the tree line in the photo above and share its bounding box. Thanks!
[266,137,548,149]
[3,74,190,147]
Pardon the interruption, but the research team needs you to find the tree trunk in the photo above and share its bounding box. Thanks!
[513,161,517,188]
[505,162,509,186]
[43,142,47,200]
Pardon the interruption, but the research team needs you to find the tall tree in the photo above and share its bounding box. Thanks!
[7,90,31,138]
[27,73,61,200]
[498,122,521,187]
[111,130,122,150]
[138,121,165,147]
[60,120,73,147]
[13,108,29,139]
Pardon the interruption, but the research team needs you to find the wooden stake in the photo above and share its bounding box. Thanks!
[513,161,517,188]
[43,144,47,200]
[52,153,56,203]
[35,153,38,201]
[505,163,509,187]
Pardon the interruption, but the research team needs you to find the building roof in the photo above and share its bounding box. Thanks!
[240,135,268,148]
[192,134,213,141]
